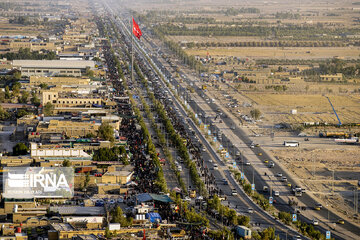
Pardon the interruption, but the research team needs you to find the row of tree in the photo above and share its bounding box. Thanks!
[184,40,349,48]
[0,47,56,61]
[92,146,128,164]
[106,26,167,192]
[154,23,360,40]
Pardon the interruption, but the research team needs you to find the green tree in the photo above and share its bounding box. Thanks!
[92,57,101,62]
[13,71,21,80]
[111,206,133,227]
[250,108,261,120]
[62,159,71,167]
[85,67,95,77]
[0,92,4,103]
[0,106,10,120]
[12,82,21,97]
[98,122,114,142]
[13,143,28,156]
[39,83,48,89]
[105,227,111,238]
[19,90,29,103]
[30,92,40,107]
[84,172,90,189]
[16,109,29,118]
[5,86,11,99]
[43,102,54,116]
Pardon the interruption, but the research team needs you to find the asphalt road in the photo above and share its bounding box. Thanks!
[103,3,359,239]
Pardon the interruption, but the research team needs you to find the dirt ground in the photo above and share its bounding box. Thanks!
[272,147,360,222]
[243,93,360,125]
[185,47,360,60]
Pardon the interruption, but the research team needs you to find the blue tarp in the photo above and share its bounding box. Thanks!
[136,193,173,203]
[146,212,162,223]
[136,193,153,203]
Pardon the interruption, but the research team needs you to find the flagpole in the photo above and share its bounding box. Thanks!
[131,16,134,83]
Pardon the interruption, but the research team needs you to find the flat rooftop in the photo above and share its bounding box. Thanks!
[13,60,95,69]
[50,206,105,216]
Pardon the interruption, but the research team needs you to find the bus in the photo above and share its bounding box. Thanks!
[283,140,299,147]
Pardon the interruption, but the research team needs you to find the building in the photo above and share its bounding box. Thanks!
[42,91,103,106]
[320,73,343,82]
[30,142,91,158]
[35,119,100,138]
[29,76,90,86]
[12,60,95,77]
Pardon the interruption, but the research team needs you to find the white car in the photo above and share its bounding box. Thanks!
[213,164,218,170]
[274,191,280,197]
[184,196,191,202]
[312,219,319,226]
[208,159,213,163]
[247,208,254,214]
[276,173,283,177]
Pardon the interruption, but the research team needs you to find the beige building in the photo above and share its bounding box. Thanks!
[29,76,90,86]
[36,120,100,138]
[42,91,102,106]
[0,156,33,167]
[7,41,57,52]
[320,73,343,82]
[13,60,95,77]
[30,142,91,158]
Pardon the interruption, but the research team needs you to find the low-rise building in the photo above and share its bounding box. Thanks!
[12,60,95,77]
[30,142,91,158]
[35,119,100,138]
[29,76,90,87]
[320,73,343,82]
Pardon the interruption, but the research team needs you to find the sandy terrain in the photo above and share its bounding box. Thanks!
[272,147,360,222]
[185,47,360,60]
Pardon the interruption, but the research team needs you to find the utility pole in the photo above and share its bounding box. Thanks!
[332,169,335,196]
[131,17,134,83]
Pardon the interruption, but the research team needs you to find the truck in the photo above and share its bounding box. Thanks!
[234,225,252,239]
[283,140,299,147]
[292,186,303,197]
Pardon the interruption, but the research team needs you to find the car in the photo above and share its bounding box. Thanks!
[268,161,275,168]
[223,180,228,186]
[109,199,116,204]
[312,219,319,226]
[245,162,251,166]
[292,235,302,240]
[258,153,263,156]
[208,159,213,163]
[247,208,254,214]
[255,144,260,147]
[117,198,124,203]
[264,160,269,164]
[213,164,218,170]
[231,189,237,196]
[314,203,322,210]
[95,200,104,206]
[202,147,206,152]
[274,191,280,197]
[281,176,288,182]
[276,173,283,177]
[250,145,255,149]
[184,196,191,202]
[337,219,345,224]
[177,166,183,172]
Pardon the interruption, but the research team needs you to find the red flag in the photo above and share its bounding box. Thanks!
[132,18,142,40]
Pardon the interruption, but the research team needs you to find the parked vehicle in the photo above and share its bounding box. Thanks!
[234,225,252,239]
